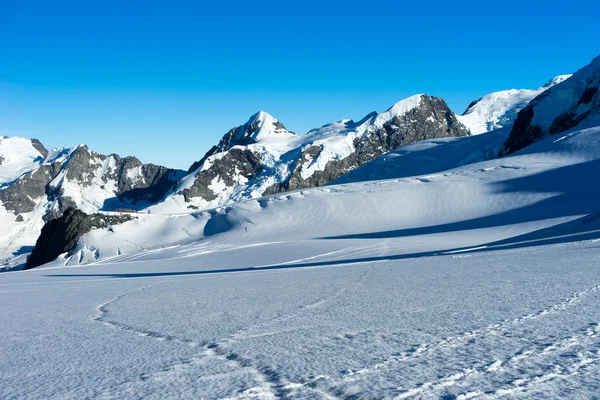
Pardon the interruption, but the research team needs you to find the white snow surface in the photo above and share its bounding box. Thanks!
[2,124,600,398]
[458,75,572,135]
[373,94,423,127]
[0,137,45,184]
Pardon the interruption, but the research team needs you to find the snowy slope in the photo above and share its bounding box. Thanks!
[333,127,511,184]
[41,122,600,268]
[0,137,47,184]
[458,75,571,135]
[1,123,600,399]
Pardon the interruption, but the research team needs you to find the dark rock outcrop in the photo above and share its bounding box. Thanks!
[356,95,469,163]
[182,149,262,201]
[55,146,185,205]
[25,207,133,270]
[30,139,49,159]
[0,163,61,214]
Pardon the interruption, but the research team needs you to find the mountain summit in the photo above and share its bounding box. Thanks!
[458,74,572,135]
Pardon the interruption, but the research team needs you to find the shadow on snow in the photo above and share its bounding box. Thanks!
[46,160,600,279]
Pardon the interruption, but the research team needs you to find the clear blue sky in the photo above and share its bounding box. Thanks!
[1,0,598,170]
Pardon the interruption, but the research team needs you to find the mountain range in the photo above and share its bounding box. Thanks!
[2,55,599,271]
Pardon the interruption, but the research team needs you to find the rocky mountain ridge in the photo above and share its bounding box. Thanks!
[151,94,470,213]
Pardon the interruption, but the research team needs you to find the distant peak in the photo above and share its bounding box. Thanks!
[543,74,572,88]
[387,94,424,114]
[244,111,292,137]
[248,110,275,125]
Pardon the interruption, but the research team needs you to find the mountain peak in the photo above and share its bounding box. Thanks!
[457,74,575,135]
[222,111,294,149]
[543,74,572,88]
[248,110,275,124]
[386,94,424,116]
[186,111,295,174]
[373,94,424,127]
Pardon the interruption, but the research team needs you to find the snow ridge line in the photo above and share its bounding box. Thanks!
[393,322,600,399]
[331,282,600,383]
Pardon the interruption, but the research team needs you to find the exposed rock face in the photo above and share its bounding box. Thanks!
[51,145,183,206]
[30,139,49,158]
[167,112,297,209]
[182,149,262,202]
[500,56,600,156]
[0,144,185,217]
[214,112,292,153]
[24,207,133,270]
[0,164,60,214]
[266,146,359,193]
[358,95,469,159]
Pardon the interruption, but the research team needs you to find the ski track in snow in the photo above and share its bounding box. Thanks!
[391,323,600,399]
[65,237,600,398]
[5,123,600,398]
[93,283,278,398]
[305,281,600,398]
[90,271,364,399]
[87,241,389,399]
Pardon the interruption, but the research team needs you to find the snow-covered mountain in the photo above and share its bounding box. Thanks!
[458,75,571,135]
[151,94,469,213]
[0,94,469,269]
[0,138,185,270]
[501,56,600,155]
[338,57,600,186]
[6,56,600,271]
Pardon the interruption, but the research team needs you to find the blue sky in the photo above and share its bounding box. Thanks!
[1,0,598,169]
